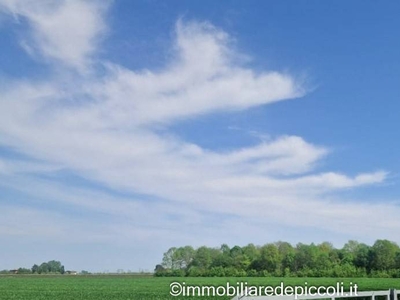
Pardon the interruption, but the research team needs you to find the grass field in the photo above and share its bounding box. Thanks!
[1,276,400,300]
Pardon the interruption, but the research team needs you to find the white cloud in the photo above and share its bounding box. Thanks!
[0,0,108,70]
[0,3,396,270]
[74,20,303,127]
[205,136,328,175]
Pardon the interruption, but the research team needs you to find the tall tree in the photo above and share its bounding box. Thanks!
[370,239,399,271]
[191,246,218,270]
[31,264,39,274]
[242,244,259,262]
[47,260,62,273]
[38,262,49,274]
[353,243,371,270]
[173,246,195,269]
[162,247,178,269]
[252,243,281,274]
[276,241,295,273]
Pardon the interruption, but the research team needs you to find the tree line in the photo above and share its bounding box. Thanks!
[155,240,400,277]
[0,260,66,274]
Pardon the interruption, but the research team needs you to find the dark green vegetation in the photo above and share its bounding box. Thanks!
[0,260,66,275]
[0,276,400,300]
[156,240,400,277]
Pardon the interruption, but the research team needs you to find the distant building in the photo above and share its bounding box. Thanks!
[66,270,77,275]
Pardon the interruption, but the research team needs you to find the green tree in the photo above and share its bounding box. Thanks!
[276,241,295,273]
[353,243,371,270]
[229,245,251,270]
[395,251,400,269]
[370,239,399,271]
[156,239,400,277]
[220,244,230,255]
[39,262,49,274]
[173,246,195,269]
[31,264,39,274]
[47,260,62,273]
[162,247,178,269]
[294,243,319,272]
[190,246,219,270]
[17,268,32,274]
[252,243,281,274]
[242,244,260,262]
[313,242,335,276]
[341,240,359,264]
[212,252,233,268]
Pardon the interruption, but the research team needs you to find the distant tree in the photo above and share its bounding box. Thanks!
[186,266,204,277]
[191,246,213,269]
[343,240,360,253]
[252,243,281,274]
[162,247,177,269]
[354,243,371,270]
[370,240,399,271]
[315,251,332,276]
[154,264,169,277]
[340,240,360,264]
[220,244,230,255]
[230,246,242,258]
[39,262,49,274]
[294,243,318,273]
[155,239,400,277]
[229,245,250,270]
[396,252,400,269]
[17,268,32,274]
[276,241,295,273]
[190,246,219,270]
[47,260,62,273]
[154,264,165,272]
[31,264,39,274]
[318,242,334,253]
[329,248,341,266]
[174,246,195,269]
[212,251,233,268]
[242,244,259,262]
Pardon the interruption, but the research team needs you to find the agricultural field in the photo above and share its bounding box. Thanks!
[1,276,400,300]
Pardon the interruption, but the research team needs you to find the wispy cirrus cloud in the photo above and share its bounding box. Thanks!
[0,0,109,70]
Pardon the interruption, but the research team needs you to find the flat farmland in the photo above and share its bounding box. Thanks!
[1,276,399,300]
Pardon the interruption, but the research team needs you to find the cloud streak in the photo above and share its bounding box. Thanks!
[0,0,108,70]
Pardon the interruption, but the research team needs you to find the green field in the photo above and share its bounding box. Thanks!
[1,276,399,300]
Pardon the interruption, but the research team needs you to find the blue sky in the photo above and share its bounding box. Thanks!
[0,0,399,272]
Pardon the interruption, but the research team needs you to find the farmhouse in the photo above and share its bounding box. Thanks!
[66,270,78,275]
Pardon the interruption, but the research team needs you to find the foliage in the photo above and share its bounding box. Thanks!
[81,270,91,275]
[17,268,32,274]
[156,239,400,277]
[1,260,65,275]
